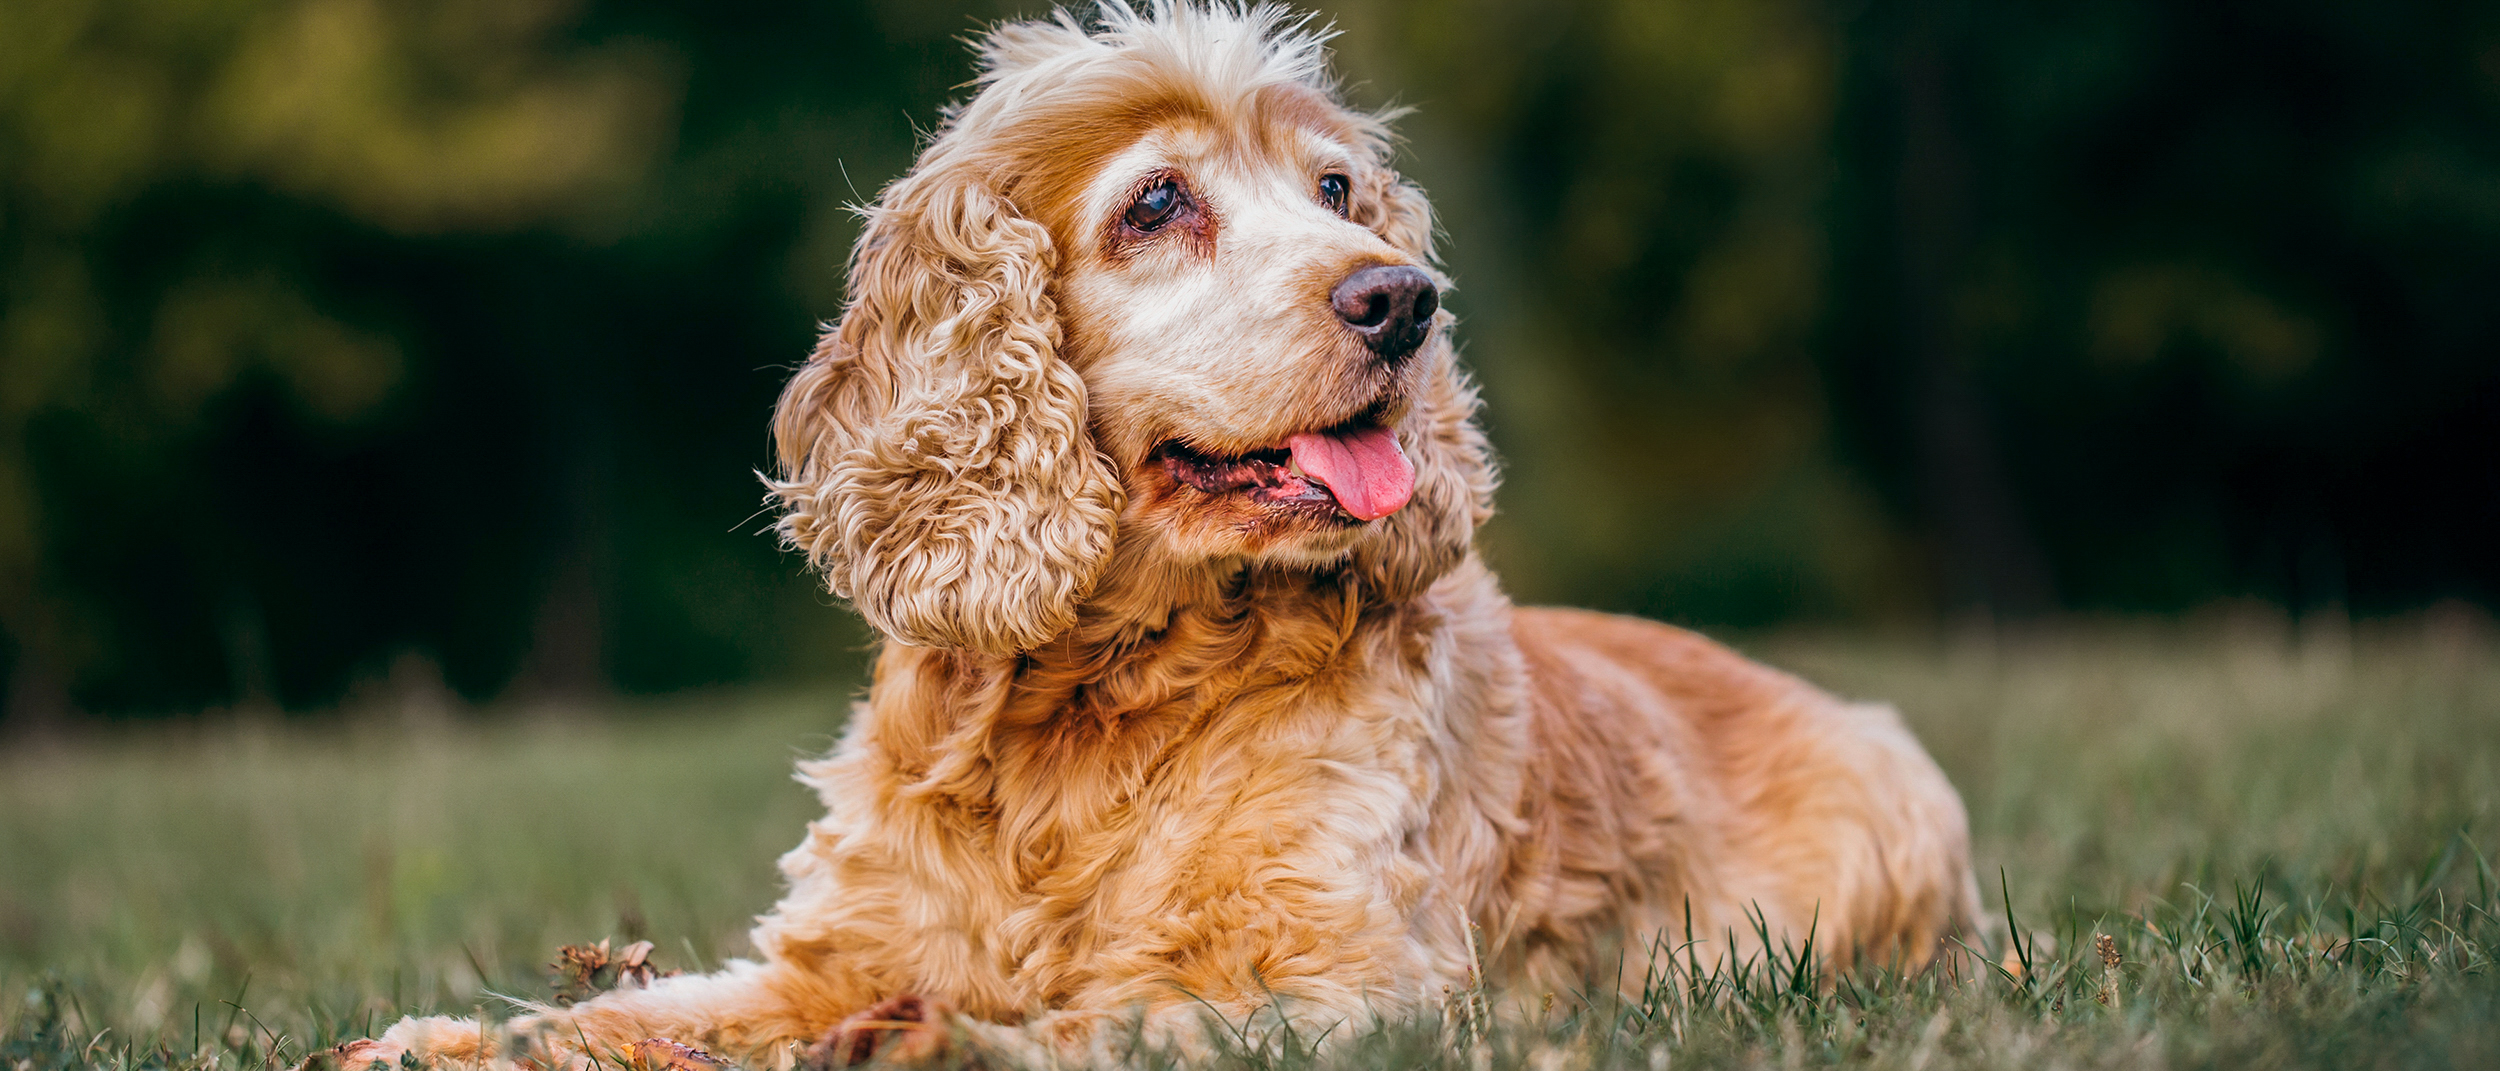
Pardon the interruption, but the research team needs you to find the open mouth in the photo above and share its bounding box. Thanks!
[1156,415,1416,522]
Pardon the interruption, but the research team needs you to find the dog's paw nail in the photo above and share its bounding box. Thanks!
[806,995,950,1068]
[624,1037,727,1070]
[297,1038,404,1071]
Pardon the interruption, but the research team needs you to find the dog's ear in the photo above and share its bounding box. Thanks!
[1354,338,1497,601]
[1354,167,1436,263]
[1349,169,1497,600]
[770,166,1122,654]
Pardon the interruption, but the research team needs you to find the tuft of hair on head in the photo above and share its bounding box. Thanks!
[975,2,1338,95]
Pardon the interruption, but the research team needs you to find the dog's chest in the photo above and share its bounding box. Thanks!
[962,672,1451,999]
[799,603,1497,1010]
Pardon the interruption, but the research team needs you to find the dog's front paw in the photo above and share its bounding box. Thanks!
[805,995,961,1069]
[302,1015,516,1071]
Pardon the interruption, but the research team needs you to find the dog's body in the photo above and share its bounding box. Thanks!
[347,5,1976,1067]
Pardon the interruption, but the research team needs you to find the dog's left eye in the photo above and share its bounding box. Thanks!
[1318,173,1350,217]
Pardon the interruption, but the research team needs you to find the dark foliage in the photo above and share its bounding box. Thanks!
[3,0,2494,717]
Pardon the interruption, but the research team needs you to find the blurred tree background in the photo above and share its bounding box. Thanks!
[2,0,2494,721]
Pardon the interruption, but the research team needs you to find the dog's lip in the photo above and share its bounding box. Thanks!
[1153,402,1412,521]
[1155,436,1333,504]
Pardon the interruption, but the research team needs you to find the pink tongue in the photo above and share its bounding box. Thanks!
[1286,425,1415,521]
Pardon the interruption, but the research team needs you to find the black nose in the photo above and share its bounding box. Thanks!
[1331,264,1439,361]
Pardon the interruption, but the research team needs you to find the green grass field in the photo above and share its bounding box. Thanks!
[6,614,2497,1069]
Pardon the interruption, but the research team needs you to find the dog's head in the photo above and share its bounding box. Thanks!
[771,2,1495,654]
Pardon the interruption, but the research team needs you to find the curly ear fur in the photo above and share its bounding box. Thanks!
[1355,339,1497,601]
[1352,164,1437,265]
[1353,170,1498,600]
[770,170,1122,654]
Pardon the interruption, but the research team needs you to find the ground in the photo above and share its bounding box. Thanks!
[5,611,2496,1069]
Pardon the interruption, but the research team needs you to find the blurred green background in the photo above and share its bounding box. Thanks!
[4,0,2496,720]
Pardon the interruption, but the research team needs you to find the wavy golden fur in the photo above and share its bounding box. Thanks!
[338,4,1978,1067]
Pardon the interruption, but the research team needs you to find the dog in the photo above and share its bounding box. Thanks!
[332,4,1978,1067]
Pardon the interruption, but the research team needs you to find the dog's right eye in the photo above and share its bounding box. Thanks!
[1318,173,1351,216]
[1125,179,1186,232]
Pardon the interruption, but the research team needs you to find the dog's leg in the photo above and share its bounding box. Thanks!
[520,959,857,1066]
[805,992,1393,1070]
[321,959,870,1070]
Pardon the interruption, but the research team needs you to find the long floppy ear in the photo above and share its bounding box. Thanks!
[1351,170,1499,600]
[1354,336,1498,601]
[1352,164,1437,264]
[769,167,1122,654]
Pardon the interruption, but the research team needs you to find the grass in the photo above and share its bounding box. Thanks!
[4,610,2497,1069]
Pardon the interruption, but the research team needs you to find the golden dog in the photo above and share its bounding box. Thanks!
[336,4,1977,1067]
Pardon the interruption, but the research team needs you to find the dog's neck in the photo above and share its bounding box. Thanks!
[853,543,1431,824]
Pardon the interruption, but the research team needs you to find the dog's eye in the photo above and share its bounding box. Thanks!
[1126,179,1186,232]
[1318,173,1350,217]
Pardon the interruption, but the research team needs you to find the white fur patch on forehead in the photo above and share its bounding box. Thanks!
[1283,126,1359,172]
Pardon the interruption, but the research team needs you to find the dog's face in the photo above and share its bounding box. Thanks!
[770,8,1493,654]
[1055,112,1442,566]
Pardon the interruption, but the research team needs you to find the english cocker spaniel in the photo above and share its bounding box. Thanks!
[336,4,1978,1067]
